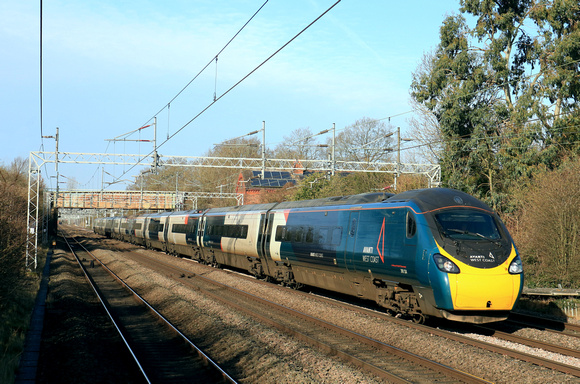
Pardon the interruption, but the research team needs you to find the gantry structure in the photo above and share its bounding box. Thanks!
[26,150,440,269]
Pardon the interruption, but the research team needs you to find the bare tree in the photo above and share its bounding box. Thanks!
[182,137,263,202]
[513,157,580,288]
[332,117,394,163]
[407,50,443,164]
[407,97,443,164]
[0,159,29,304]
[273,127,326,160]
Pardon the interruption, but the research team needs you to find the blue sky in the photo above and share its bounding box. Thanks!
[1,0,462,189]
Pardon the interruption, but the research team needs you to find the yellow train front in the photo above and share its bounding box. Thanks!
[405,189,524,323]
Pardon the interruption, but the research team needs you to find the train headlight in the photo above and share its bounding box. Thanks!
[433,254,460,274]
[508,255,523,274]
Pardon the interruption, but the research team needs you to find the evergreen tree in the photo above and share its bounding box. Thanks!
[411,0,580,211]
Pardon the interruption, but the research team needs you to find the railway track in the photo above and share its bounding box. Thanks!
[507,312,580,337]
[295,287,580,377]
[205,273,580,378]
[160,261,489,383]
[118,242,580,378]
[76,227,580,382]
[76,228,488,383]
[127,246,580,377]
[60,230,237,384]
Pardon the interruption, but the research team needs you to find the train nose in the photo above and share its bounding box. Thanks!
[449,272,520,310]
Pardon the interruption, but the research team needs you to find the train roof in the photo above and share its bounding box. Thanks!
[120,189,493,218]
[384,188,493,213]
[274,192,394,210]
[204,189,493,214]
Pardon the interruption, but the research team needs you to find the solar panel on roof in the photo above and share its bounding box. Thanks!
[251,170,293,180]
[249,178,297,188]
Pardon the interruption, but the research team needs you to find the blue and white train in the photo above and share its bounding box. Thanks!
[94,188,524,323]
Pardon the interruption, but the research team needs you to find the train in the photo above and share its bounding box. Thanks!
[93,188,524,324]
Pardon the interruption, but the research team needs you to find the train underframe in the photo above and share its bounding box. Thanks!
[146,240,508,324]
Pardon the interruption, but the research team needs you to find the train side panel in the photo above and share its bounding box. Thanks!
[166,211,203,259]
[144,213,171,251]
[200,208,267,272]
[94,188,523,324]
[266,206,355,294]
[132,216,147,246]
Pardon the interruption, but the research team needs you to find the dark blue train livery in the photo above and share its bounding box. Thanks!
[94,188,523,323]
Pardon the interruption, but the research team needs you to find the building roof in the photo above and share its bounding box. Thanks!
[248,170,297,188]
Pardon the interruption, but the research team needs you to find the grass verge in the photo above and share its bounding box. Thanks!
[516,296,580,322]
[0,252,45,384]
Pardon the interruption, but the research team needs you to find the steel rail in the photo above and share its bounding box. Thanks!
[123,248,490,384]
[158,255,580,378]
[202,281,489,384]
[63,231,238,384]
[508,312,580,336]
[469,323,580,359]
[60,235,152,384]
[86,229,580,379]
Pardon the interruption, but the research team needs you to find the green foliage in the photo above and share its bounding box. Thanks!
[291,172,403,201]
[411,0,580,212]
[410,1,580,288]
[291,173,331,201]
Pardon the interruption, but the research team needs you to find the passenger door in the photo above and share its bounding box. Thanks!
[344,211,359,272]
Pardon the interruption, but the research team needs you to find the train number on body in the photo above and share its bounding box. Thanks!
[362,247,380,263]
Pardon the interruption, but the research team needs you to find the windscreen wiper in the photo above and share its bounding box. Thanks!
[447,229,501,246]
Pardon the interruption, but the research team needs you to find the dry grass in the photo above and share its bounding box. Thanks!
[0,266,42,384]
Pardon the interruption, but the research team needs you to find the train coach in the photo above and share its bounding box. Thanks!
[94,188,524,324]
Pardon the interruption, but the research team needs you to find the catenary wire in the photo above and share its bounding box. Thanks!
[136,0,270,138]
[107,0,342,186]
[107,0,270,143]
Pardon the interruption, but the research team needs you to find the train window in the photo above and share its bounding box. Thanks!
[435,210,502,240]
[149,219,162,232]
[406,212,416,238]
[186,217,198,233]
[294,227,304,243]
[331,227,343,245]
[275,226,286,241]
[276,225,321,243]
[305,227,314,243]
[318,227,329,244]
[285,226,295,242]
[349,218,357,237]
[172,224,188,234]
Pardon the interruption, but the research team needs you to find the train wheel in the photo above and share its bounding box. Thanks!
[411,313,426,324]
